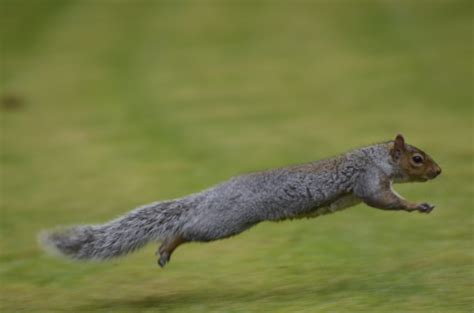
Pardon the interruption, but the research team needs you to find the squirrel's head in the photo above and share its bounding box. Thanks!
[390,134,442,182]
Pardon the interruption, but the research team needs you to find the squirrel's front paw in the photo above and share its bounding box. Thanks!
[416,203,435,214]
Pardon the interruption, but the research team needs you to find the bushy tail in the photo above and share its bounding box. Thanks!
[39,200,185,261]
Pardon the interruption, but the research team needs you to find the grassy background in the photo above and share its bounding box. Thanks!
[1,1,473,312]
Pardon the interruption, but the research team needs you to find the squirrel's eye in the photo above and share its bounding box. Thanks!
[412,155,424,164]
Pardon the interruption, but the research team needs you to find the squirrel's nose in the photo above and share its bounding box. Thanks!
[435,166,442,176]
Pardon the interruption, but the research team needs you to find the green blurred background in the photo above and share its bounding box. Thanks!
[1,1,473,312]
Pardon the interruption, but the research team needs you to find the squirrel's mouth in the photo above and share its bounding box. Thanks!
[418,175,433,182]
[422,175,437,181]
[426,171,441,180]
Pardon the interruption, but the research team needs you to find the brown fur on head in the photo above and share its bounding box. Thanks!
[390,134,442,182]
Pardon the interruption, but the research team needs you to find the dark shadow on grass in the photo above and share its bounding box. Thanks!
[78,288,302,312]
[75,275,414,312]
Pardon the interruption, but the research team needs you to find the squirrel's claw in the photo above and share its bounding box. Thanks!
[417,203,435,214]
[158,252,170,268]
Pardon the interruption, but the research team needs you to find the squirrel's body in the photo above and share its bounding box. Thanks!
[41,135,441,267]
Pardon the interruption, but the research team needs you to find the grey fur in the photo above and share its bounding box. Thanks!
[40,140,440,262]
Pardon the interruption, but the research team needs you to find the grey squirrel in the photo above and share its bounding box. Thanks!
[40,134,441,267]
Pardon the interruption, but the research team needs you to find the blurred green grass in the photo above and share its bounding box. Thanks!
[0,1,473,312]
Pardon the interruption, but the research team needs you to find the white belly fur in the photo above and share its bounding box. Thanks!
[301,194,361,219]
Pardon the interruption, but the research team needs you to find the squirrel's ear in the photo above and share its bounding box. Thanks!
[394,134,405,148]
[390,134,406,161]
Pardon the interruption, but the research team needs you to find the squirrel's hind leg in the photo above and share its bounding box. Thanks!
[156,235,186,268]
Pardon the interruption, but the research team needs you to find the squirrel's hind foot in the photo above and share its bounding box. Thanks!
[156,235,186,268]
[158,252,170,267]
